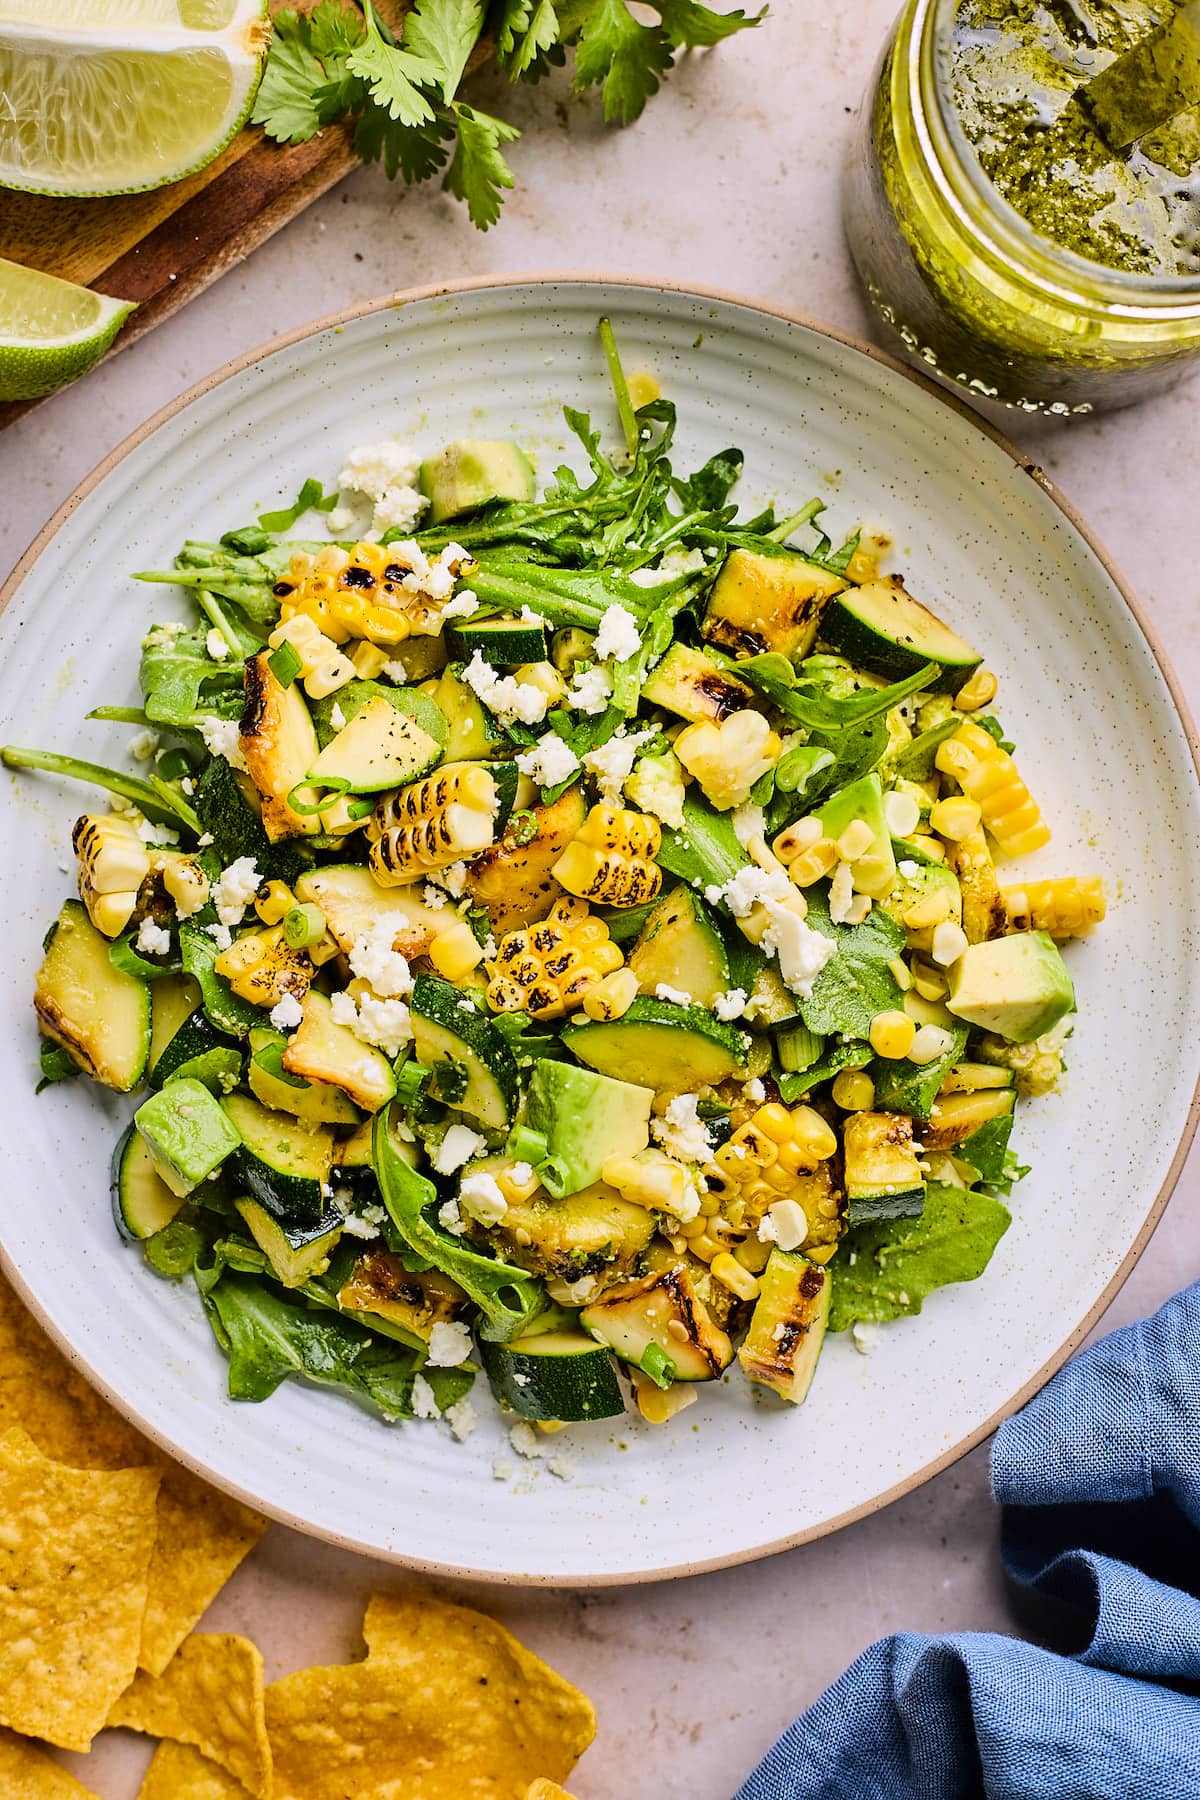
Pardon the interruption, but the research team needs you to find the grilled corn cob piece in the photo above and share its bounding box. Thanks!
[486,895,624,1019]
[72,813,152,938]
[267,614,355,700]
[277,542,472,646]
[949,827,1006,943]
[601,1147,700,1221]
[581,966,640,1021]
[213,924,313,1007]
[367,762,499,885]
[1003,875,1106,939]
[674,710,782,811]
[703,1103,841,1254]
[551,803,662,907]
[936,722,1050,857]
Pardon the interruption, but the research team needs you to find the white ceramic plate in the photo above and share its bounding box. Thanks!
[3,278,1198,1584]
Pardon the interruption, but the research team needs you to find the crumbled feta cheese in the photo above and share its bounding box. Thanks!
[843,893,873,925]
[492,1458,515,1482]
[547,1449,576,1482]
[583,727,656,803]
[348,918,413,999]
[130,729,159,761]
[135,917,171,957]
[205,628,230,662]
[328,988,412,1058]
[380,538,429,580]
[629,547,709,585]
[422,883,450,910]
[325,503,357,535]
[757,1213,780,1245]
[594,603,641,663]
[510,1421,543,1460]
[761,902,838,998]
[510,1160,534,1188]
[441,589,480,620]
[518,604,542,624]
[565,665,612,715]
[371,486,427,536]
[458,1170,507,1226]
[898,859,920,879]
[654,984,693,1008]
[426,1320,473,1368]
[651,1093,710,1164]
[713,988,748,1021]
[744,1076,766,1103]
[461,650,549,727]
[212,856,261,928]
[198,715,247,772]
[197,832,214,848]
[732,802,767,852]
[180,776,195,796]
[445,1397,477,1441]
[135,817,179,847]
[436,861,468,900]
[438,1198,465,1236]
[269,992,304,1032]
[706,864,793,917]
[851,1322,882,1357]
[329,702,347,732]
[766,1198,809,1252]
[829,858,855,925]
[333,440,427,541]
[432,1123,486,1176]
[411,1374,440,1420]
[205,923,233,952]
[339,1214,377,1240]
[516,733,581,790]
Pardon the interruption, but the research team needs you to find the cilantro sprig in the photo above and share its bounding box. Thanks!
[252,0,765,229]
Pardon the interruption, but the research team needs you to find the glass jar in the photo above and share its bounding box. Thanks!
[845,0,1200,416]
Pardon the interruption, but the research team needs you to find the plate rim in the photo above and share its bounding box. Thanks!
[4,270,1198,1586]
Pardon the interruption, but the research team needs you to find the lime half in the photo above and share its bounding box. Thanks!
[0,258,135,402]
[0,0,269,198]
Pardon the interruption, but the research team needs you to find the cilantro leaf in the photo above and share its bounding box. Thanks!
[347,3,442,127]
[653,0,765,45]
[354,106,452,181]
[573,0,673,124]
[251,7,334,141]
[797,884,907,1039]
[404,0,486,96]
[444,103,521,228]
[828,1183,1011,1331]
[495,0,562,76]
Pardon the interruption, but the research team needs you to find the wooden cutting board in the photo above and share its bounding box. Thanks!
[0,0,411,430]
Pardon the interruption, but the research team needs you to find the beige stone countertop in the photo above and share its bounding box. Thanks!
[3,3,1197,1794]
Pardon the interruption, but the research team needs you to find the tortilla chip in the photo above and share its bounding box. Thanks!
[526,1785,578,1799]
[138,1739,251,1800]
[0,1273,268,1673]
[0,1727,102,1797]
[109,1632,271,1798]
[267,1589,596,1800]
[0,1426,159,1750]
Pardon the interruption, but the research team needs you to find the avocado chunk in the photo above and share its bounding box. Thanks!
[945,931,1075,1043]
[525,1060,653,1198]
[134,1076,241,1197]
[817,772,896,898]
[701,549,846,659]
[418,438,535,524]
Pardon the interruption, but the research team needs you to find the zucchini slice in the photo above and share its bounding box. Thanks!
[924,1085,1016,1152]
[293,864,449,960]
[480,1330,625,1421]
[561,997,748,1091]
[247,1027,362,1126]
[239,650,324,840]
[479,1180,656,1282]
[222,1090,336,1225]
[150,1007,242,1093]
[282,990,397,1115]
[627,887,730,1009]
[310,679,447,750]
[148,973,202,1071]
[939,1061,1016,1094]
[409,975,517,1130]
[35,900,151,1093]
[337,1251,469,1345]
[820,577,981,692]
[111,1124,185,1241]
[446,617,548,665]
[702,549,845,659]
[429,664,506,762]
[306,695,442,796]
[737,1251,830,1404]
[843,1110,926,1223]
[235,1197,344,1288]
[641,642,753,724]
[581,1265,734,1382]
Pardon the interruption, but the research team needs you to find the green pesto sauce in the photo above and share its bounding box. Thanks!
[953,0,1200,274]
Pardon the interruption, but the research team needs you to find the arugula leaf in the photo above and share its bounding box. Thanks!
[573,0,672,123]
[405,0,486,96]
[797,883,906,1039]
[828,1183,1011,1331]
[139,623,242,731]
[0,746,201,833]
[347,3,441,126]
[734,652,937,732]
[444,103,520,229]
[257,477,339,534]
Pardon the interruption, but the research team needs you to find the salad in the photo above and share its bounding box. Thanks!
[4,325,1106,1438]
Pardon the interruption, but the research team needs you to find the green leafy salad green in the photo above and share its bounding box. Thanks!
[4,322,1104,1438]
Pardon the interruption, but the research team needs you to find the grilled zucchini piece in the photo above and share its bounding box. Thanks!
[35,899,151,1091]
[306,695,442,796]
[738,1251,830,1404]
[293,864,448,959]
[239,650,323,841]
[843,1110,926,1223]
[640,642,753,724]
[478,1182,656,1283]
[148,974,203,1073]
[221,1091,336,1226]
[701,549,845,659]
[112,1124,184,1241]
[467,783,587,932]
[627,887,730,1008]
[338,1251,470,1346]
[247,1027,361,1126]
[480,1330,625,1422]
[562,997,748,1090]
[410,974,517,1130]
[281,990,397,1115]
[235,1198,344,1288]
[581,1264,734,1382]
[923,1085,1016,1152]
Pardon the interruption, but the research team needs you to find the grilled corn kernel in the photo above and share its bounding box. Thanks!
[487,897,625,1019]
[883,789,921,838]
[887,956,913,992]
[772,816,823,863]
[157,854,209,918]
[255,879,295,925]
[602,1148,699,1220]
[929,796,982,840]
[72,813,152,939]
[689,1231,723,1262]
[349,640,391,680]
[836,819,875,862]
[513,660,565,705]
[279,541,453,647]
[911,960,949,1000]
[213,924,312,1006]
[1003,875,1106,940]
[831,1070,875,1112]
[930,920,969,967]
[582,966,640,1021]
[632,1371,698,1424]
[552,803,662,908]
[368,762,498,885]
[787,837,839,888]
[674,711,782,811]
[708,1103,837,1235]
[429,920,485,981]
[909,1023,956,1065]
[936,722,1049,857]
[954,667,997,711]
[869,1010,916,1059]
[709,1252,760,1302]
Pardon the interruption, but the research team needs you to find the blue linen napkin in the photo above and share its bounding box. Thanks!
[734,1282,1200,1799]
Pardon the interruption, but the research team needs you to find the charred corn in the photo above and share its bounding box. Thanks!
[674,710,782,811]
[950,828,1007,943]
[936,722,1050,856]
[1003,875,1106,939]
[153,851,210,919]
[276,542,472,647]
[367,762,498,885]
[213,924,312,1007]
[268,614,355,700]
[486,895,624,1018]
[601,1147,700,1221]
[581,966,640,1021]
[551,802,662,907]
[72,813,151,938]
[703,1103,840,1249]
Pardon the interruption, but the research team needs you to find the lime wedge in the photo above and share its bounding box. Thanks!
[0,258,134,402]
[0,0,268,198]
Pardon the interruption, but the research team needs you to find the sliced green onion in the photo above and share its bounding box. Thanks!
[506,1124,548,1166]
[268,641,303,688]
[640,1344,677,1390]
[394,1059,431,1104]
[283,903,326,950]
